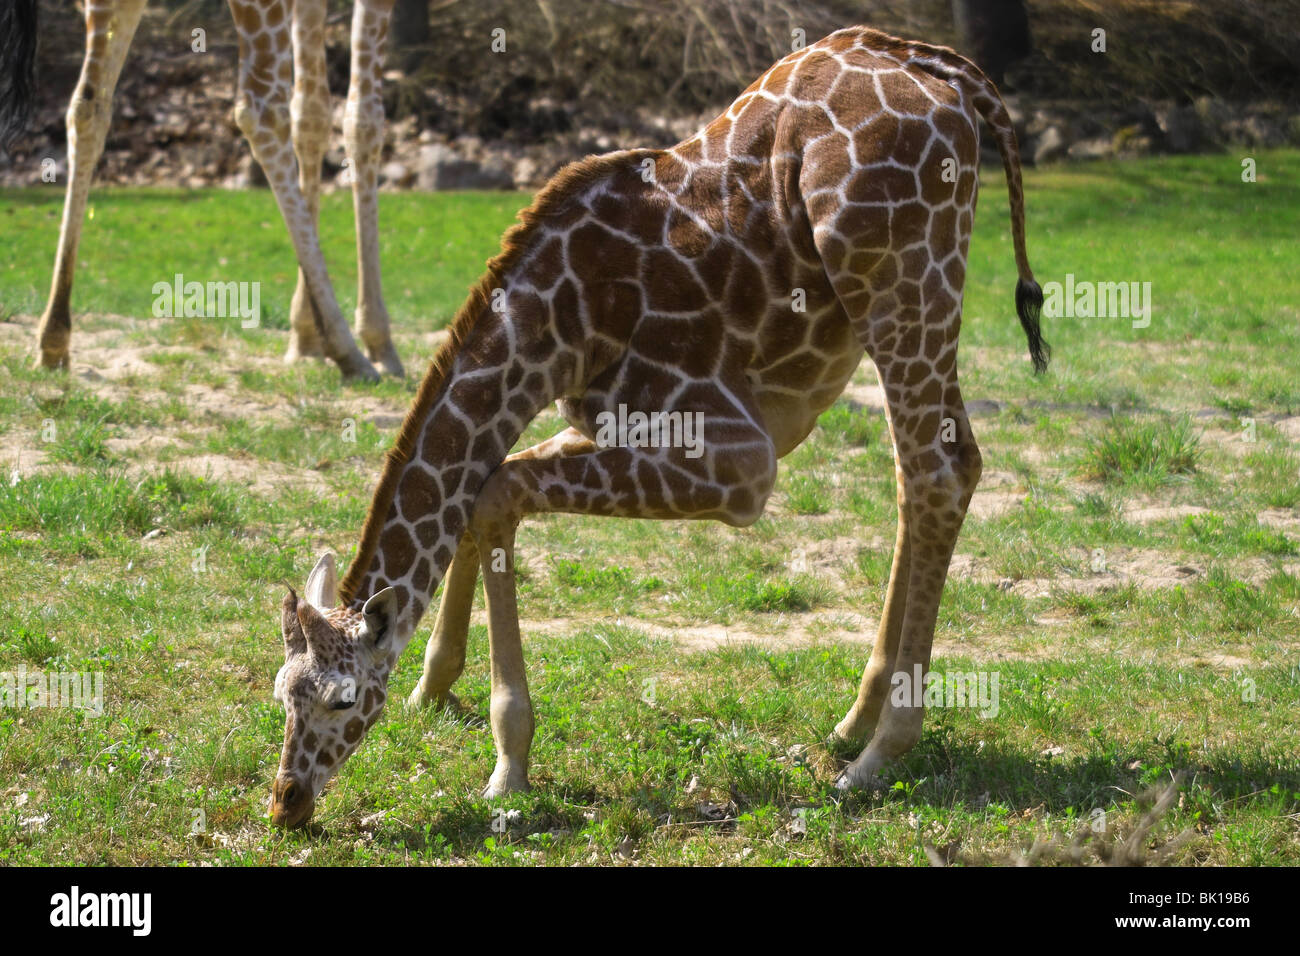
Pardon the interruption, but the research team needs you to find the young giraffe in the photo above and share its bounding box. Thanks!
[268,25,1049,828]
[11,0,403,379]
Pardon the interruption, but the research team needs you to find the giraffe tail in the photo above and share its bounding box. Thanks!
[901,40,1050,374]
[0,0,39,149]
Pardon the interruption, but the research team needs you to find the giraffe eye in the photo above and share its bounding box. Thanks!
[330,698,355,711]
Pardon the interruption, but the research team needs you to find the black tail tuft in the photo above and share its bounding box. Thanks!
[1015,277,1050,375]
[0,0,39,150]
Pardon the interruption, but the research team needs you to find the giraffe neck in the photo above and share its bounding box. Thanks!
[338,267,579,649]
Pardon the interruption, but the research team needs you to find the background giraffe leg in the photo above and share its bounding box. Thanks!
[407,428,592,711]
[34,0,145,369]
[283,0,329,363]
[227,0,377,381]
[836,366,981,790]
[344,0,403,376]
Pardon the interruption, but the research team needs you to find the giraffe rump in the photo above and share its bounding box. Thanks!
[891,34,1051,374]
[336,151,645,605]
[0,0,39,148]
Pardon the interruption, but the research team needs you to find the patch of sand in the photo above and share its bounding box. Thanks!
[1123,503,1210,524]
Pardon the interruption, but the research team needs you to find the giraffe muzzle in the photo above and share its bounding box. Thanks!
[269,774,316,829]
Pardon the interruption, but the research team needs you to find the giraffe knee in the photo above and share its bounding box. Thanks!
[466,469,526,547]
[234,94,291,159]
[66,90,97,133]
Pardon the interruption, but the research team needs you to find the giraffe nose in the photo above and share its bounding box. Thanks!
[270,774,315,829]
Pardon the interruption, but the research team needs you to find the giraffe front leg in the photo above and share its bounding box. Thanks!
[469,508,534,799]
[344,0,403,377]
[457,403,777,797]
[35,0,145,370]
[408,534,478,711]
[409,428,593,713]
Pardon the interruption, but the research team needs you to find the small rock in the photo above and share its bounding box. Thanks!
[380,161,413,187]
[1067,136,1113,161]
[1032,126,1067,165]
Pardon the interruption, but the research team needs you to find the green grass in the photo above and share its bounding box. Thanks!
[1077,414,1202,486]
[1,152,1299,865]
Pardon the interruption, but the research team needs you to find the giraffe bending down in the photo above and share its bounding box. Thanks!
[6,0,403,379]
[268,26,1050,828]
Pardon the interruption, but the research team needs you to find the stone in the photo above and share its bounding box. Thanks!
[417,143,514,191]
[380,161,413,187]
[1067,136,1113,161]
[512,155,540,189]
[1032,125,1067,165]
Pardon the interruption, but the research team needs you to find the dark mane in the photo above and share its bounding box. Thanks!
[338,151,645,604]
[0,0,39,148]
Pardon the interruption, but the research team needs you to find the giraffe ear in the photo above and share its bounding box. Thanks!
[362,587,399,648]
[304,552,337,612]
[281,589,307,657]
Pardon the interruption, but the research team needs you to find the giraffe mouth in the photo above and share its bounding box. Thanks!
[269,776,316,829]
[269,800,315,830]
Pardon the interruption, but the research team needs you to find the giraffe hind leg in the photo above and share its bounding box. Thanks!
[834,303,981,789]
[284,0,330,364]
[345,0,404,377]
[35,0,146,370]
[227,0,378,382]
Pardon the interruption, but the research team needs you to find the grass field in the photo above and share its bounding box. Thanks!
[0,150,1298,865]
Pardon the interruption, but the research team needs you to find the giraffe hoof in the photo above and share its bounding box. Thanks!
[34,352,69,371]
[835,752,889,792]
[834,768,881,792]
[370,342,405,378]
[337,352,381,383]
[407,687,460,712]
[829,717,874,750]
[283,341,326,364]
[481,776,530,800]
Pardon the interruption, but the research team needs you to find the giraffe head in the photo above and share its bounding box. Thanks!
[268,552,400,828]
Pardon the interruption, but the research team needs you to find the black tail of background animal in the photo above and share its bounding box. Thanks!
[0,0,39,149]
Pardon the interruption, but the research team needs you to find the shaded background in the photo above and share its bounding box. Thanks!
[3,0,1299,189]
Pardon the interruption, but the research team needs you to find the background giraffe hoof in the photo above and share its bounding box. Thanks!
[283,342,326,364]
[371,343,405,379]
[34,351,70,371]
[337,353,381,383]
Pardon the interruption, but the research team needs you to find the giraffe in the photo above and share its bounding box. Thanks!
[267,25,1050,828]
[6,0,403,379]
